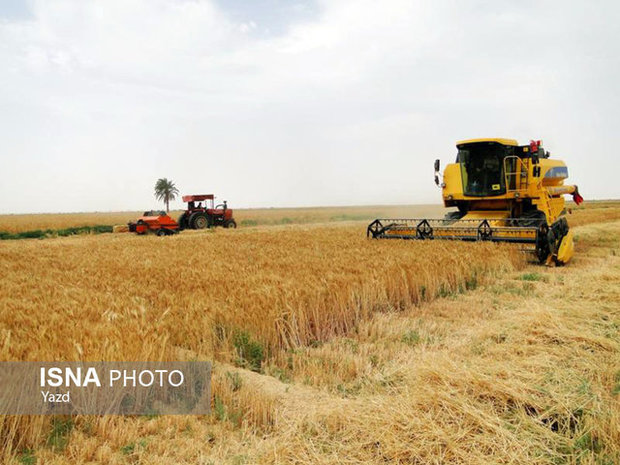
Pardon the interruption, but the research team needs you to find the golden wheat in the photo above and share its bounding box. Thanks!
[0,222,521,458]
[0,206,618,464]
[0,225,520,363]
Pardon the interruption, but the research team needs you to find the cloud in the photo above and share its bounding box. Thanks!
[0,0,619,213]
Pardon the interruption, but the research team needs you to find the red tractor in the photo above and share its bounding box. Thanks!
[178,194,237,230]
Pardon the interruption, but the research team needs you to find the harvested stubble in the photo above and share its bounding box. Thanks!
[259,225,620,464]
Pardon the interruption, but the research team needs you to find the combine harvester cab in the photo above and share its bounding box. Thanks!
[367,138,583,265]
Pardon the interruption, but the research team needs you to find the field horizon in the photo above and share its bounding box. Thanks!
[3,198,620,217]
[2,200,620,236]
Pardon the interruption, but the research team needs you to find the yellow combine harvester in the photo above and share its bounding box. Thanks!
[367,138,583,265]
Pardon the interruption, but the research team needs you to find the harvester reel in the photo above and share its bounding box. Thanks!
[416,220,433,240]
[367,220,384,239]
[477,220,493,241]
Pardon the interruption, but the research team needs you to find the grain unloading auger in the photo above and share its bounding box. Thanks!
[367,138,583,265]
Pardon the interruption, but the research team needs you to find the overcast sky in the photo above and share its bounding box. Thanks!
[1,0,619,214]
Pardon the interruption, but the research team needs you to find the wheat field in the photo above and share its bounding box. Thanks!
[0,204,446,234]
[0,202,618,464]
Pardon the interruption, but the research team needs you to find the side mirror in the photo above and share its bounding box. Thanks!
[434,159,440,172]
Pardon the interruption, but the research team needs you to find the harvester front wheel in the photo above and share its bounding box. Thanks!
[520,210,546,227]
[444,211,464,222]
[535,223,551,264]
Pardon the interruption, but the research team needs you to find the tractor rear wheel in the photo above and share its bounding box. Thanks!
[224,219,237,229]
[191,214,208,229]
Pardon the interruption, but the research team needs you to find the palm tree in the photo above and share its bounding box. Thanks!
[154,178,179,212]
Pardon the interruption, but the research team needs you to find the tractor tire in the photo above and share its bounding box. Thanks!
[224,219,237,229]
[157,229,167,237]
[190,213,208,229]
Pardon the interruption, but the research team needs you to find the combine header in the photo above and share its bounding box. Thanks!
[367,138,583,265]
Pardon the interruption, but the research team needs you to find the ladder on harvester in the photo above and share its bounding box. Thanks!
[504,156,529,194]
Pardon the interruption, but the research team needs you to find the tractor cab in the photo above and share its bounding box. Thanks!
[179,194,236,230]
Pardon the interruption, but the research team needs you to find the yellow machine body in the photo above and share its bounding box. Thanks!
[368,138,582,265]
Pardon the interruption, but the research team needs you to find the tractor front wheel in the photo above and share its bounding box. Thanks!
[224,219,237,229]
[157,229,167,237]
